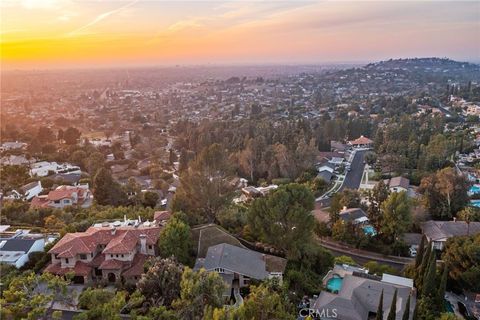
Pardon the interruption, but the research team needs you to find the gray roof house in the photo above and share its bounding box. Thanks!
[421,220,480,250]
[314,272,416,320]
[339,208,369,225]
[0,237,45,268]
[194,243,287,295]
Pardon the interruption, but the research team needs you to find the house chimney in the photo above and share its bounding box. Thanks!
[139,234,147,254]
[453,217,457,223]
[111,227,116,235]
[342,206,347,211]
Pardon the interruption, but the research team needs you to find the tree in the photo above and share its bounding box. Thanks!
[86,152,105,176]
[158,217,192,265]
[422,250,437,297]
[402,295,411,320]
[37,126,55,143]
[63,127,81,145]
[457,207,480,235]
[442,233,480,292]
[387,289,397,320]
[74,291,126,320]
[418,168,470,220]
[375,289,384,320]
[334,255,357,266]
[368,180,390,229]
[93,168,127,206]
[173,268,226,320]
[137,257,184,308]
[172,144,234,223]
[0,272,71,320]
[247,183,315,258]
[142,191,159,208]
[414,235,426,269]
[235,283,294,320]
[380,191,411,243]
[436,266,448,312]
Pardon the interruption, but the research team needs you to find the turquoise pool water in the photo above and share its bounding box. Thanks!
[327,276,343,293]
[363,225,377,236]
[445,300,454,313]
[470,185,480,194]
[470,200,480,208]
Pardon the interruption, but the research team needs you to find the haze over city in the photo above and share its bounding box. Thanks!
[1,0,479,69]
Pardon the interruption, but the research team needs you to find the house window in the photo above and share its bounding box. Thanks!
[65,258,69,264]
[121,254,124,258]
[148,245,152,250]
[54,200,60,204]
[79,254,87,260]
[63,199,70,204]
[214,268,225,273]
[116,254,119,258]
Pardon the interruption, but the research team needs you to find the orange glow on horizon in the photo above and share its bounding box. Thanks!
[1,1,479,69]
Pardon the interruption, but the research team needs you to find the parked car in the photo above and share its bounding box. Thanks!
[409,247,417,257]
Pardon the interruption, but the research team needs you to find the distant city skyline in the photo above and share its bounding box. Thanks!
[1,0,479,69]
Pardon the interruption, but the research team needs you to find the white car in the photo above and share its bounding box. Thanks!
[409,247,417,257]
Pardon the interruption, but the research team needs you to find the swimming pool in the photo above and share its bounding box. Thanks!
[470,200,480,208]
[469,185,480,194]
[363,225,377,236]
[445,300,454,313]
[327,276,343,293]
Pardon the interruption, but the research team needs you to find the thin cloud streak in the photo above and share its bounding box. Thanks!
[66,0,139,37]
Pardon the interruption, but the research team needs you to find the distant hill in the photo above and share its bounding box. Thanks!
[365,57,479,73]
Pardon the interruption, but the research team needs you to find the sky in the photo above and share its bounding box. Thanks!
[1,0,479,69]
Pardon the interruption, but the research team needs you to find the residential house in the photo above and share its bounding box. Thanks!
[384,176,410,193]
[0,237,45,268]
[317,163,336,183]
[314,273,416,320]
[348,135,373,148]
[0,141,27,151]
[315,266,416,320]
[339,207,369,225]
[29,161,81,177]
[194,243,286,296]
[0,226,53,269]
[30,185,92,209]
[44,221,161,284]
[20,181,43,200]
[421,220,480,250]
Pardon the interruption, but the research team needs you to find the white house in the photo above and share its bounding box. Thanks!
[0,237,45,268]
[29,161,81,177]
[20,181,43,201]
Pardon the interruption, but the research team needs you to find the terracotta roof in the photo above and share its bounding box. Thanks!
[90,253,106,267]
[49,226,160,257]
[100,258,125,270]
[154,211,172,222]
[30,196,49,209]
[349,135,373,145]
[48,186,78,201]
[45,261,91,277]
[122,254,148,277]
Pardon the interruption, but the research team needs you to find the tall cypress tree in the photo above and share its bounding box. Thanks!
[422,250,437,297]
[387,289,398,320]
[402,295,411,320]
[376,289,384,320]
[414,235,426,269]
[417,241,432,291]
[436,266,448,311]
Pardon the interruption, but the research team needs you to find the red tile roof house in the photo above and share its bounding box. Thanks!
[30,185,92,209]
[348,135,373,148]
[44,225,160,284]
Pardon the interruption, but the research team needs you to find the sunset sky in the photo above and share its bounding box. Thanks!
[1,0,479,69]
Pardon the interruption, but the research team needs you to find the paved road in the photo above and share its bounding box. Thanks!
[316,149,367,207]
[340,149,367,191]
[318,238,414,271]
